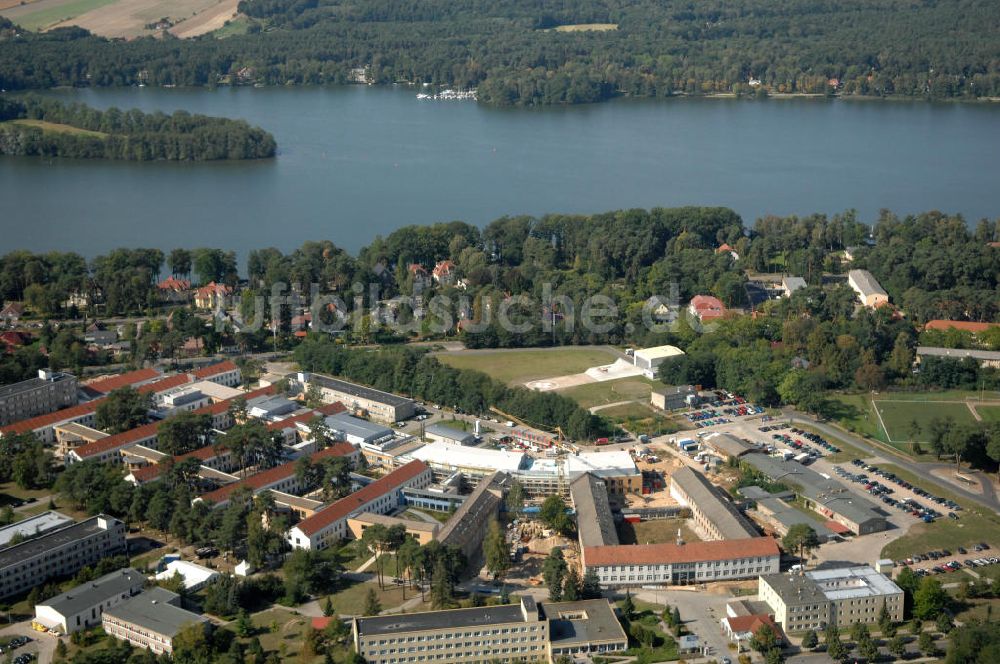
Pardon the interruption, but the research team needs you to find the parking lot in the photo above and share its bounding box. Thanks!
[0,622,56,664]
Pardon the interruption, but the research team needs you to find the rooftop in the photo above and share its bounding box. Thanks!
[349,512,439,534]
[0,371,74,400]
[437,472,507,547]
[671,466,758,540]
[325,412,395,441]
[782,276,807,293]
[191,360,238,379]
[565,450,639,478]
[0,511,74,547]
[293,460,430,536]
[38,568,144,618]
[425,422,476,443]
[1,398,103,435]
[584,537,779,567]
[704,432,756,459]
[408,441,527,473]
[308,374,413,407]
[808,565,903,600]
[0,515,122,569]
[545,599,628,646]
[83,368,160,395]
[634,345,685,361]
[848,269,888,298]
[104,586,207,636]
[570,473,619,549]
[154,560,220,590]
[357,599,531,636]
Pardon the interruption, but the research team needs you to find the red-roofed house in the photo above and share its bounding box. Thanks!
[688,295,727,322]
[582,537,780,587]
[716,243,740,260]
[408,264,431,294]
[157,277,192,303]
[0,331,26,353]
[0,399,104,444]
[191,360,241,387]
[721,614,783,646]
[194,282,233,310]
[924,320,1000,335]
[197,442,360,508]
[84,368,161,396]
[287,460,433,550]
[432,260,456,286]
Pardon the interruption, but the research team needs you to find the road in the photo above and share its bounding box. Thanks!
[784,408,1000,512]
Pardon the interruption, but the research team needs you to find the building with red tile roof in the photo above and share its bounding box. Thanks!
[0,399,104,443]
[191,360,240,387]
[688,295,727,322]
[84,368,162,395]
[287,460,433,551]
[197,443,359,508]
[432,260,457,286]
[582,537,780,587]
[721,614,783,645]
[194,282,232,310]
[923,320,999,334]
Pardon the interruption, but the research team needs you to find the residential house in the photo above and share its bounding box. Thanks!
[408,264,432,294]
[432,260,457,286]
[688,295,727,323]
[0,302,24,327]
[157,277,191,303]
[847,270,889,309]
[716,243,740,260]
[194,282,232,310]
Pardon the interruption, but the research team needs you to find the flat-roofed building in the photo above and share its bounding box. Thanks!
[703,433,757,461]
[326,412,396,446]
[287,460,433,551]
[425,422,476,446]
[545,599,629,660]
[0,515,126,599]
[582,537,780,588]
[0,510,73,547]
[154,560,220,592]
[633,345,685,379]
[669,467,758,541]
[759,566,904,632]
[102,586,209,655]
[436,472,507,560]
[408,442,528,483]
[917,346,1000,369]
[564,451,641,495]
[0,369,78,427]
[33,568,145,635]
[302,372,416,423]
[347,512,439,545]
[651,385,698,411]
[742,455,887,535]
[570,473,619,550]
[847,270,889,309]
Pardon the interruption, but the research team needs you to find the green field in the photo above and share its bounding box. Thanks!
[213,14,252,38]
[828,391,987,453]
[436,347,618,385]
[618,518,701,546]
[880,464,1000,560]
[5,0,118,31]
[559,376,655,409]
[976,405,1000,422]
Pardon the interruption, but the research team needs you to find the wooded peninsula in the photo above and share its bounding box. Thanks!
[1,0,999,106]
[0,96,276,160]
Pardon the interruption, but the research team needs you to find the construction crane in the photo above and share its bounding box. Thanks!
[488,406,567,445]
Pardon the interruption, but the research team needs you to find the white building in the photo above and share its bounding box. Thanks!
[154,559,220,592]
[847,270,889,309]
[33,568,145,635]
[632,345,685,379]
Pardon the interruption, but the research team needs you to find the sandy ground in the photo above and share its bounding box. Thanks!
[525,358,644,392]
[2,0,237,38]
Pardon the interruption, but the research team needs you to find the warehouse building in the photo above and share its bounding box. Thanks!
[651,385,698,411]
[703,433,757,461]
[570,473,619,550]
[669,467,758,541]
[425,422,477,446]
[632,345,685,379]
[302,372,416,422]
[33,567,145,635]
[742,455,887,535]
[326,412,397,446]
[759,566,903,632]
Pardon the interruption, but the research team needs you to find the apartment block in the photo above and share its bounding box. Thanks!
[301,372,416,423]
[0,369,78,427]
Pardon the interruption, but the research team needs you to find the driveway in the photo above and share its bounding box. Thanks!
[0,622,58,664]
[632,587,733,661]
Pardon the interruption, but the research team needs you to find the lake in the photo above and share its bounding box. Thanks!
[2,86,999,259]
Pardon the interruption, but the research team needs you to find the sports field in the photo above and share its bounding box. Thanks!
[435,347,618,386]
[830,390,998,453]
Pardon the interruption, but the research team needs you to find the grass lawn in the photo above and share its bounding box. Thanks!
[332,540,373,571]
[436,347,618,385]
[618,518,700,546]
[7,119,107,137]
[0,482,55,505]
[322,578,424,616]
[618,600,678,662]
[213,14,252,37]
[976,405,1000,423]
[403,507,451,523]
[559,376,656,409]
[954,597,1000,623]
[880,464,1000,560]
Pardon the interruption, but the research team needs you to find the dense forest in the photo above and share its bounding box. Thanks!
[1,0,1000,105]
[0,96,276,160]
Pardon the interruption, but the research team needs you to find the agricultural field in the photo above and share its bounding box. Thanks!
[435,346,618,386]
[552,23,618,32]
[0,0,238,38]
[6,119,106,137]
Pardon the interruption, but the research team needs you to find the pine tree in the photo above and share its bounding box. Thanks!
[363,587,382,616]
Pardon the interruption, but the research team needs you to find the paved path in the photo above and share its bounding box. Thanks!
[590,400,636,414]
[785,408,1000,512]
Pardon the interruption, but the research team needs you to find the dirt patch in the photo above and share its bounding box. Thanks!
[169,0,237,37]
[35,0,237,38]
[929,467,985,496]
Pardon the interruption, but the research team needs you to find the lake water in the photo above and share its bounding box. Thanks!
[2,86,999,258]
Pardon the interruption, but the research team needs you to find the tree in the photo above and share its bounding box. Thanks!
[914,577,949,620]
[935,611,953,634]
[506,480,525,515]
[851,621,871,644]
[801,629,818,649]
[825,625,845,660]
[363,587,382,616]
[157,412,212,456]
[539,495,573,535]
[621,590,635,621]
[235,609,254,637]
[542,548,567,601]
[483,520,510,583]
[430,558,454,609]
[888,634,905,658]
[581,568,602,599]
[859,637,879,662]
[562,567,581,601]
[750,625,777,653]
[918,630,936,656]
[323,596,334,617]
[95,386,152,433]
[878,601,896,637]
[782,524,820,567]
[764,647,784,664]
[670,606,681,630]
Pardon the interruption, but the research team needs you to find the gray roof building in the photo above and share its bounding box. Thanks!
[544,599,629,649]
[34,567,145,634]
[357,598,534,637]
[670,467,758,540]
[325,412,395,445]
[425,422,476,446]
[103,586,207,641]
[437,471,507,560]
[570,473,619,549]
[704,433,757,460]
[742,455,887,534]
